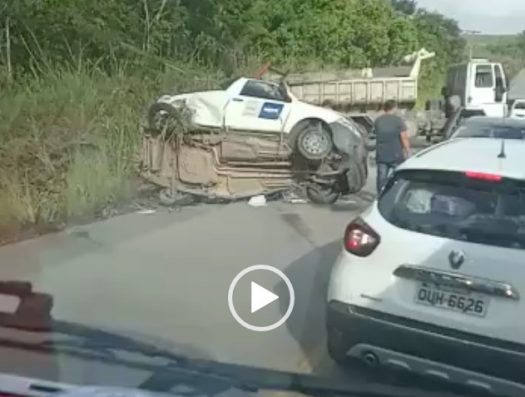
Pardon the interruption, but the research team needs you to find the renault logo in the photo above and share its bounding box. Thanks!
[448,250,465,270]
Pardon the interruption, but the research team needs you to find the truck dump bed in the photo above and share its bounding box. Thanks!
[270,49,435,108]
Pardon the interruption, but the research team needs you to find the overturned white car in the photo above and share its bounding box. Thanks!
[140,77,368,204]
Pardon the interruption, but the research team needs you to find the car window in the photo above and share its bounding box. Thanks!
[379,170,525,250]
[452,123,525,139]
[475,65,494,88]
[240,80,287,101]
[514,102,525,110]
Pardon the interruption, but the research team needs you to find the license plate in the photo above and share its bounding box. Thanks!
[414,283,489,317]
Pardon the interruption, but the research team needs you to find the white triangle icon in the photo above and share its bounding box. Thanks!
[251,282,279,313]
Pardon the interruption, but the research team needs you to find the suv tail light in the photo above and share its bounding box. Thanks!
[344,218,380,257]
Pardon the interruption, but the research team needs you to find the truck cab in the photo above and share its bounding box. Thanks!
[445,59,508,117]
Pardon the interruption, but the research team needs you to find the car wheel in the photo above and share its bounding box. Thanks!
[147,102,190,137]
[306,184,340,205]
[159,188,194,207]
[296,123,333,161]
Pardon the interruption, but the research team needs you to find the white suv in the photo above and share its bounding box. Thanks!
[326,138,525,397]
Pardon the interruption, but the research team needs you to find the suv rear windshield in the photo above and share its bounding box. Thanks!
[378,170,525,250]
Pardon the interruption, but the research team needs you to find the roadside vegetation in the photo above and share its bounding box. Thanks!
[0,0,464,243]
[465,33,525,79]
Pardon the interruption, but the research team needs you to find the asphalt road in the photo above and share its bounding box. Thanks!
[0,158,425,391]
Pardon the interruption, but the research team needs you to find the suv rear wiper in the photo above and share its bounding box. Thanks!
[0,319,471,397]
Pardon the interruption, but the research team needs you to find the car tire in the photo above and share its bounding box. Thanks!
[306,184,340,205]
[344,161,367,195]
[147,102,191,137]
[296,123,333,161]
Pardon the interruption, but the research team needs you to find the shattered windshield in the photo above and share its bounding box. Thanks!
[0,0,521,397]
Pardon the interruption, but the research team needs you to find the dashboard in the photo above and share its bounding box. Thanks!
[0,374,170,397]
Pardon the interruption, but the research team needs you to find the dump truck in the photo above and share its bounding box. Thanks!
[263,48,437,138]
[271,50,510,142]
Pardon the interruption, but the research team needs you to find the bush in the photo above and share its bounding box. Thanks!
[0,62,221,241]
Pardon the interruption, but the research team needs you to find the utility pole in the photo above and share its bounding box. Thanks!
[462,29,481,60]
[5,17,12,82]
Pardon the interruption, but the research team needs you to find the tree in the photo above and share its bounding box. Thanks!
[0,0,464,85]
[413,9,466,100]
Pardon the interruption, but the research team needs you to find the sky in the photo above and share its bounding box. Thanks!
[416,0,525,35]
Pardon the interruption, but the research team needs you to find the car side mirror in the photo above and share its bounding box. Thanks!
[495,78,506,102]
[496,77,505,89]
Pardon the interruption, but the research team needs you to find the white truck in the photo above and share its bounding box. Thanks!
[444,58,508,118]
[440,58,509,138]
[265,48,436,137]
[273,52,509,141]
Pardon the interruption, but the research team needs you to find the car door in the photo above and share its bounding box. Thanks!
[468,63,506,117]
[224,79,292,133]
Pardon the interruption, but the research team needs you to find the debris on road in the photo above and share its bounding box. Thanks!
[137,209,156,215]
[248,195,267,207]
[281,190,308,204]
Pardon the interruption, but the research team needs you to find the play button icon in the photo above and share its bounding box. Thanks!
[251,282,279,313]
[228,265,295,332]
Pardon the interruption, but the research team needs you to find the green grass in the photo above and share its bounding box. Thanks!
[462,34,525,80]
[464,34,517,45]
[0,62,223,240]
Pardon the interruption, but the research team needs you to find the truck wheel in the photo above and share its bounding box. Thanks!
[296,123,333,161]
[306,184,339,205]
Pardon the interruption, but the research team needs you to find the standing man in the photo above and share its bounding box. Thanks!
[374,100,411,193]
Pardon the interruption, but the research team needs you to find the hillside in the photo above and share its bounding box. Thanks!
[464,33,525,79]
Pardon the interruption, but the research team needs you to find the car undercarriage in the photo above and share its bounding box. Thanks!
[139,100,368,205]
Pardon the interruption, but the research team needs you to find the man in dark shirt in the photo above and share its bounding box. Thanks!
[374,100,411,193]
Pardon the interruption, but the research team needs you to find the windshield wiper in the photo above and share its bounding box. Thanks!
[0,319,472,397]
